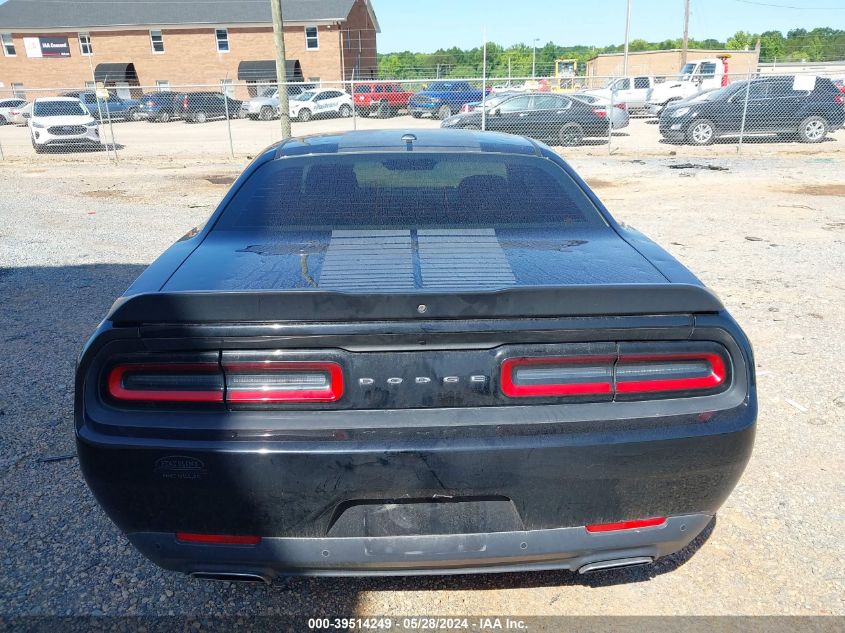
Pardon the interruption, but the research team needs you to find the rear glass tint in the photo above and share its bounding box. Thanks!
[214,153,605,231]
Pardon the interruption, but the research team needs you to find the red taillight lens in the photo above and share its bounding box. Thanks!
[183,95,188,110]
[586,517,666,533]
[614,102,627,110]
[223,361,344,403]
[835,94,844,105]
[176,533,261,545]
[107,363,224,403]
[593,108,607,118]
[501,357,614,398]
[615,352,726,394]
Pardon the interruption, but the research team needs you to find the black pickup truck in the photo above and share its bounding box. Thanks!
[75,129,755,581]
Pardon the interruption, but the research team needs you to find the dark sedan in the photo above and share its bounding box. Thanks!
[660,76,845,145]
[75,129,755,582]
[138,92,183,123]
[441,93,610,145]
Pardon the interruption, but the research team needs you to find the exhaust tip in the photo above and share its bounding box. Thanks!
[190,571,272,585]
[578,556,653,574]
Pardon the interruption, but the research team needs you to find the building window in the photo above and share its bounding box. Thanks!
[220,79,234,98]
[305,26,319,50]
[1,33,15,57]
[150,30,165,54]
[79,32,92,55]
[156,80,171,91]
[11,83,25,98]
[215,28,229,53]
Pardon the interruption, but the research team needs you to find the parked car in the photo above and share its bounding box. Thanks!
[647,57,731,115]
[287,89,353,122]
[243,84,318,120]
[459,92,522,113]
[441,93,611,145]
[7,102,32,125]
[580,76,655,113]
[571,94,630,130]
[75,129,755,581]
[409,80,487,120]
[180,92,244,123]
[352,82,414,117]
[0,98,27,125]
[28,97,100,154]
[137,92,183,123]
[660,75,845,145]
[62,91,142,122]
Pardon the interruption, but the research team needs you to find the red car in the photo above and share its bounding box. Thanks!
[353,82,413,116]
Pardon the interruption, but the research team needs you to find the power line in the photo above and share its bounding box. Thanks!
[732,0,845,9]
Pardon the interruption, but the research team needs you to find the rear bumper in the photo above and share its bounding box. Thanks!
[128,513,713,578]
[77,402,754,576]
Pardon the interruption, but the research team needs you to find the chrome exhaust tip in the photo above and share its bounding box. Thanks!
[190,571,272,585]
[577,556,653,574]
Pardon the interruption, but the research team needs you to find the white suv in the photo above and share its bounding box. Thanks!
[29,97,101,154]
[288,89,353,122]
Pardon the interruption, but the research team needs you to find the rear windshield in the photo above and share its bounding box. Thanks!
[33,101,88,117]
[214,153,605,232]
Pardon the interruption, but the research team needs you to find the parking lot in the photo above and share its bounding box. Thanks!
[1,148,843,620]
[2,110,845,161]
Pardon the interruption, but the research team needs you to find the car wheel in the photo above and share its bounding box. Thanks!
[559,123,585,146]
[339,104,352,118]
[128,108,141,122]
[411,112,423,119]
[797,116,827,143]
[259,106,274,121]
[297,108,312,122]
[158,111,171,123]
[0,115,7,125]
[193,111,207,124]
[437,104,453,120]
[687,119,716,145]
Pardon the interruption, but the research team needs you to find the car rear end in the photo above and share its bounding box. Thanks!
[76,132,755,580]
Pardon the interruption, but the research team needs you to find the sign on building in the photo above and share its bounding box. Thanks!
[23,36,71,58]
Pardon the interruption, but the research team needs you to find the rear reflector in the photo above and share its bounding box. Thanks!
[176,533,261,545]
[223,361,344,403]
[615,353,725,394]
[107,363,224,403]
[586,517,667,533]
[593,108,608,118]
[501,356,614,398]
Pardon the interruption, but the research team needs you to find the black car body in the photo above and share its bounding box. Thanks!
[660,76,845,145]
[76,130,755,581]
[138,92,182,122]
[442,93,610,146]
[180,92,244,123]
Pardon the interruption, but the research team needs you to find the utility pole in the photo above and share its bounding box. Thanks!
[682,0,691,66]
[270,0,291,139]
[532,38,540,78]
[622,0,632,77]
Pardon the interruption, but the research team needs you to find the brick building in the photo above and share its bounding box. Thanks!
[0,0,379,99]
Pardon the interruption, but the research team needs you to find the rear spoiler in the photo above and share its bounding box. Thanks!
[107,284,724,325]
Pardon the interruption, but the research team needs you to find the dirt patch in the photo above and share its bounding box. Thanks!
[789,184,845,196]
[585,178,616,189]
[204,174,236,185]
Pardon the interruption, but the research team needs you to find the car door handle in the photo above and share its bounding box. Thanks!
[518,112,529,117]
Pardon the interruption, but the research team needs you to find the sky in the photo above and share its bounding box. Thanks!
[374,0,845,52]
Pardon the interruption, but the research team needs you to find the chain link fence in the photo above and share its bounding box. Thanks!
[0,71,843,160]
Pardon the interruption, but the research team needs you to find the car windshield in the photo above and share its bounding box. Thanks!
[354,85,373,93]
[33,101,88,117]
[214,153,605,232]
[426,82,457,91]
[678,63,698,80]
[293,91,317,101]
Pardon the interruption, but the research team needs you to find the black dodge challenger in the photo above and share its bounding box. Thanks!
[75,129,755,582]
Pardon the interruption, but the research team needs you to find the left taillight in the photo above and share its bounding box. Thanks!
[106,362,225,403]
[223,360,344,404]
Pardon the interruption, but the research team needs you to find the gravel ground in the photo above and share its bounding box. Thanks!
[0,152,843,620]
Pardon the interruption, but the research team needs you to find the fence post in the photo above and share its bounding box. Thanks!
[104,100,118,163]
[737,72,752,154]
[607,87,615,154]
[351,68,357,131]
[222,77,234,159]
[0,138,4,161]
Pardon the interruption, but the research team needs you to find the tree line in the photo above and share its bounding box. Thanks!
[376,27,845,79]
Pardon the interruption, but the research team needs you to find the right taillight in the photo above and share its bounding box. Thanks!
[615,352,726,395]
[500,348,729,400]
[835,94,844,106]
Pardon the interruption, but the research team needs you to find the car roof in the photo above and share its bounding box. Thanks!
[274,129,541,159]
[34,96,84,103]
